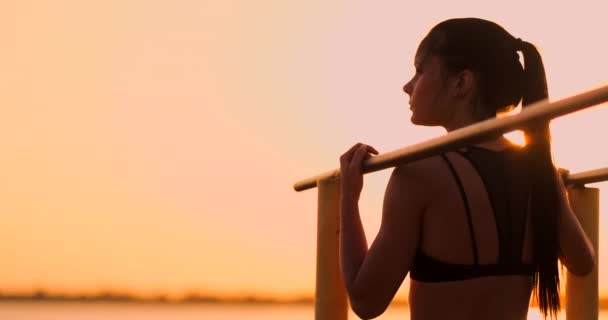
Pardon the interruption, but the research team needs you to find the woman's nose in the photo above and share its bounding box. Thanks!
[403,80,413,95]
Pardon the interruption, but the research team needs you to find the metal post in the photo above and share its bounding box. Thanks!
[566,187,599,320]
[316,177,348,320]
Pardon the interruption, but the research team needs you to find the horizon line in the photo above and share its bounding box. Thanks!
[3,290,608,308]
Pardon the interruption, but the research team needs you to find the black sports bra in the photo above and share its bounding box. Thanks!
[410,146,536,282]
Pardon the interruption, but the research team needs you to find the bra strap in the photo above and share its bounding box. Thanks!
[441,153,479,265]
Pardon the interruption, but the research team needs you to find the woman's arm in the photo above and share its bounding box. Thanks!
[339,143,428,319]
[556,169,596,276]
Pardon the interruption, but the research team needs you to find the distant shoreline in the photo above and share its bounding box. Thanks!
[0,291,316,305]
[2,291,608,309]
[0,291,413,306]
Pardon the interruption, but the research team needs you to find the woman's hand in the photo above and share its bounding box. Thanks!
[339,143,379,200]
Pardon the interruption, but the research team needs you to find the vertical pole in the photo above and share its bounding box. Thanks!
[316,177,348,320]
[566,187,599,320]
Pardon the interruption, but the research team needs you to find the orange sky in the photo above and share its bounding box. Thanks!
[1,0,607,300]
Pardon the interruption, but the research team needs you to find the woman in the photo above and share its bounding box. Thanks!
[339,18,595,320]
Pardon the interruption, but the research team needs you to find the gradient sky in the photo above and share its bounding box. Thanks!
[1,0,607,300]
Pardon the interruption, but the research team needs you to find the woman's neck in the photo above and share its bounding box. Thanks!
[472,136,516,151]
[442,116,478,133]
[441,113,516,151]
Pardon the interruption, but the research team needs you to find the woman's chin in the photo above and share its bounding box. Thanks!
[410,114,426,125]
[410,114,439,127]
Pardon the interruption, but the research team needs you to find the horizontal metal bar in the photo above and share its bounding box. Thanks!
[294,85,608,192]
[566,167,608,186]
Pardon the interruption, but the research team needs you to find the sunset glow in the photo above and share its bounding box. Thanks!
[1,0,607,301]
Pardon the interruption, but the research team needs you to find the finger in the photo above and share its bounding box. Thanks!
[359,145,380,158]
[343,143,362,158]
[340,143,363,165]
[350,144,371,168]
[368,145,380,155]
[362,147,379,162]
[347,142,363,153]
[344,143,377,158]
[347,144,378,167]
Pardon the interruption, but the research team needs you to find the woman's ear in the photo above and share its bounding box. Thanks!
[450,69,476,99]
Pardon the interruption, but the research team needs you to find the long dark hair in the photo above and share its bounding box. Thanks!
[420,18,560,318]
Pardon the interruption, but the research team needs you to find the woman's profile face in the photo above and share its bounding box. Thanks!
[403,52,452,127]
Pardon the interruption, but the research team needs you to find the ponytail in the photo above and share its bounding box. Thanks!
[518,39,561,319]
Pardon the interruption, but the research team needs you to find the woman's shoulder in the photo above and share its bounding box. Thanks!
[395,155,445,172]
[391,155,448,189]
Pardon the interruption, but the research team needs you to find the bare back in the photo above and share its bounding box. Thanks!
[408,142,535,320]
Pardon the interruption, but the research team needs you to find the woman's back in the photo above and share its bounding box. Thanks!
[406,139,535,319]
[410,275,532,320]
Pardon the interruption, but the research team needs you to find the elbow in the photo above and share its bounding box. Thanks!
[350,300,385,320]
[579,249,597,276]
[567,249,596,277]
[348,291,388,320]
[571,259,595,277]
